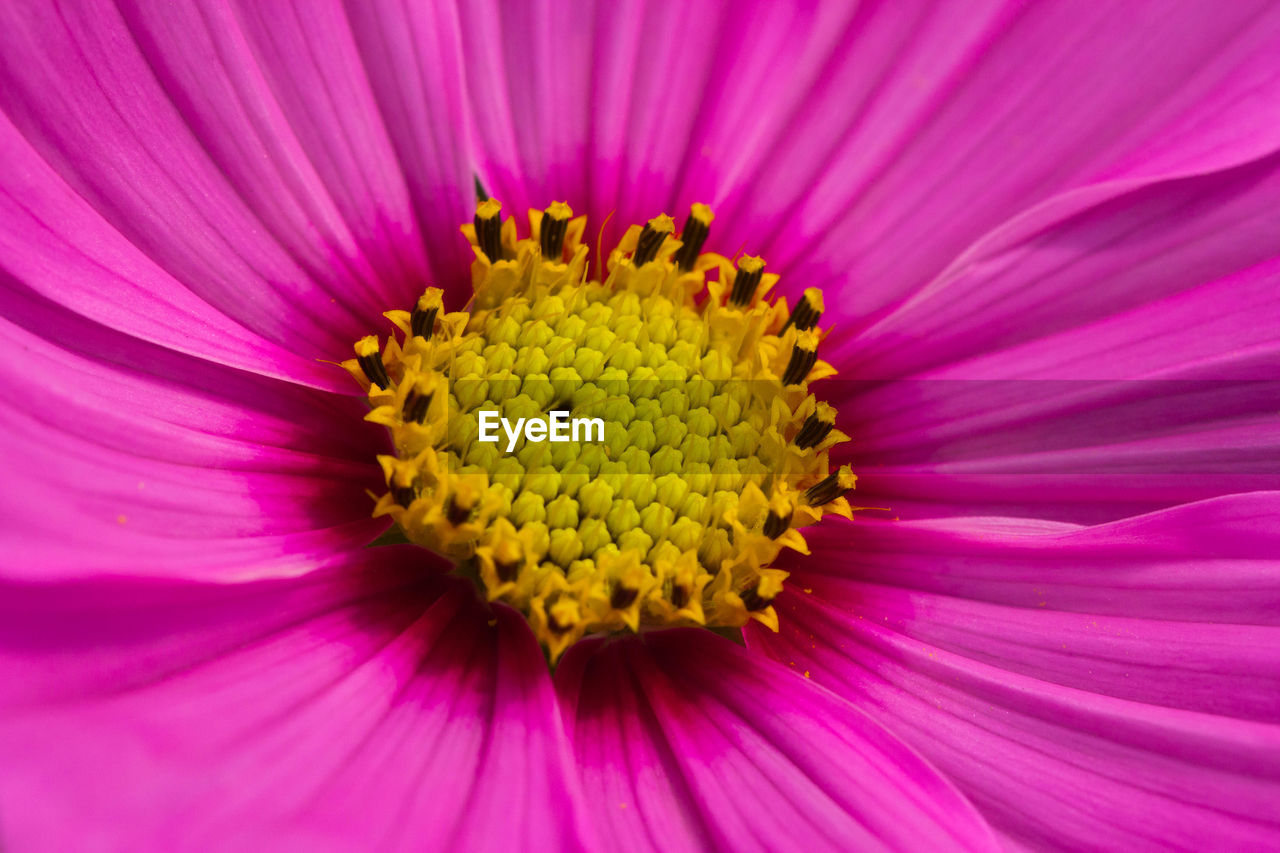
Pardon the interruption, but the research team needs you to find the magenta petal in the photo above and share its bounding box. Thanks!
[750,497,1280,847]
[780,532,1280,721]
[458,1,877,255]
[783,496,1280,626]
[750,597,1280,849]
[0,1,472,364]
[459,1,1280,316]
[223,0,470,298]
[790,581,1280,723]
[0,111,340,389]
[824,152,1280,521]
[0,301,386,580]
[556,630,998,852]
[342,0,478,303]
[843,374,1280,522]
[765,0,1280,316]
[0,565,590,849]
[843,150,1280,379]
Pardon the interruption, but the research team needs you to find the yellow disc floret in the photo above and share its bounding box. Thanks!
[344,200,855,660]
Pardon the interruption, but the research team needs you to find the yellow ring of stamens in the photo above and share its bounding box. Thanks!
[344,201,855,660]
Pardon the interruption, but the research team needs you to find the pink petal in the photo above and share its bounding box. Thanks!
[225,0,472,298]
[0,1,472,370]
[849,423,1280,525]
[0,110,338,389]
[341,0,478,303]
[750,605,1280,848]
[843,150,1280,378]
[779,537,1280,722]
[0,565,590,849]
[782,496,1280,626]
[0,302,386,580]
[824,153,1280,521]
[458,1,878,253]
[556,630,999,852]
[842,371,1280,522]
[749,496,1280,845]
[766,0,1280,317]
[459,1,1280,315]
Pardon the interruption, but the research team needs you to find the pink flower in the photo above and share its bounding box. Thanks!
[2,1,1279,850]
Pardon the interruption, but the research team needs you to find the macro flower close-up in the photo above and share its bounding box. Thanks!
[3,0,1280,849]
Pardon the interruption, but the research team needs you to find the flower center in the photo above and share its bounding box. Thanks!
[345,200,855,659]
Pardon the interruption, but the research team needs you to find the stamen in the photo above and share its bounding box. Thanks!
[354,336,389,389]
[793,403,836,449]
[673,203,714,271]
[633,215,674,266]
[739,583,772,612]
[763,509,791,539]
[491,537,523,583]
[540,202,571,260]
[403,383,433,424]
[783,287,825,332]
[446,494,474,525]
[546,600,576,634]
[804,466,857,506]
[410,288,443,340]
[388,462,417,508]
[730,256,765,306]
[610,584,639,609]
[782,330,819,385]
[474,198,504,263]
[495,559,520,583]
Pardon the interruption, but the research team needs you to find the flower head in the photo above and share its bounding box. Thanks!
[347,198,854,658]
